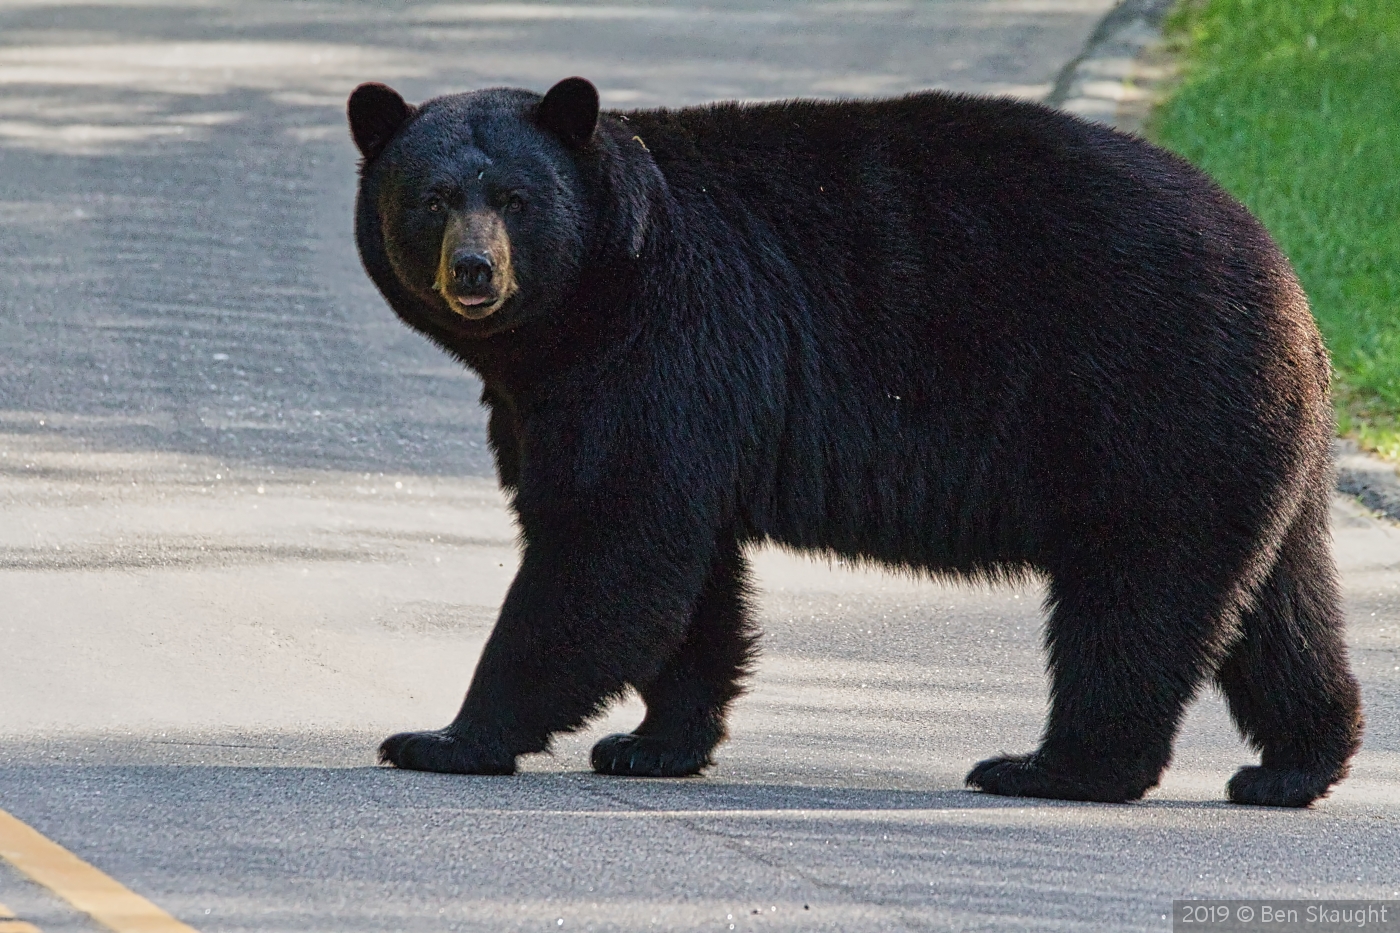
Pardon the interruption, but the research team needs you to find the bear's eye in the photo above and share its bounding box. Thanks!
[425,196,445,214]
[505,192,525,214]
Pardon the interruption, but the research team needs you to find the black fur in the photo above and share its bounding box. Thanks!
[348,78,1362,806]
[348,83,414,163]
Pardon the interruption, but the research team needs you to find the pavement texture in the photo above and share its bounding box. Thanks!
[1,1,1399,931]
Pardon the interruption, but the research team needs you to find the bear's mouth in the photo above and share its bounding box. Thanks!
[443,291,502,320]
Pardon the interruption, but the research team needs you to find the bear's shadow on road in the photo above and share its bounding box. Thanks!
[0,758,1249,823]
[356,768,1248,815]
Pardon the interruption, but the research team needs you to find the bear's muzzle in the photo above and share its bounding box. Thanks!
[434,210,517,319]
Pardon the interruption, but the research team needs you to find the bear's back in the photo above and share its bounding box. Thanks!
[613,94,1325,572]
[619,92,1281,336]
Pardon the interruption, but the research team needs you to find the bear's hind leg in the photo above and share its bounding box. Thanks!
[592,537,758,777]
[968,560,1232,803]
[1216,492,1363,807]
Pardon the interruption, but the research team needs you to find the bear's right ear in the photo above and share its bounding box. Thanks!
[348,83,415,163]
[536,77,599,150]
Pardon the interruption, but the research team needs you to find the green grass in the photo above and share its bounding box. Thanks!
[1149,0,1400,457]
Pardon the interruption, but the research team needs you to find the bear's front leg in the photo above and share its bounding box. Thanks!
[379,511,716,775]
[591,533,758,777]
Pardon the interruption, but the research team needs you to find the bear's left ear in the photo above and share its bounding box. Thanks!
[348,82,415,162]
[536,77,599,150]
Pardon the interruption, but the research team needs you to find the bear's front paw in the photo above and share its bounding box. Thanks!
[591,733,712,777]
[378,729,516,775]
[965,753,1151,804]
[1226,765,1340,808]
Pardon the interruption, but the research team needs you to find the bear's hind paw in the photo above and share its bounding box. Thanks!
[378,729,516,775]
[591,733,712,777]
[965,753,1153,804]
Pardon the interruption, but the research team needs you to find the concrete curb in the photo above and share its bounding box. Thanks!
[1049,0,1177,134]
[1052,0,1400,524]
[1335,439,1400,524]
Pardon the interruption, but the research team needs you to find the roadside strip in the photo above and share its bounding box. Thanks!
[0,809,198,933]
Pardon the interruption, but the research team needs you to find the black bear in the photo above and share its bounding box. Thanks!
[348,76,1362,807]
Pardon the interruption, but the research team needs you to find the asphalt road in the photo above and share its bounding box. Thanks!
[1,2,1398,931]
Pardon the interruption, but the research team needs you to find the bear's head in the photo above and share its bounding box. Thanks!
[348,77,648,345]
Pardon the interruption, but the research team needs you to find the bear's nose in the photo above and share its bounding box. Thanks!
[452,252,493,291]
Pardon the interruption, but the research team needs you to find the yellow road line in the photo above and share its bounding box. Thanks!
[0,898,44,933]
[0,808,199,933]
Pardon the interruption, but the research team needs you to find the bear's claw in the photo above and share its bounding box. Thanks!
[378,729,515,775]
[965,753,1154,804]
[591,733,711,777]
